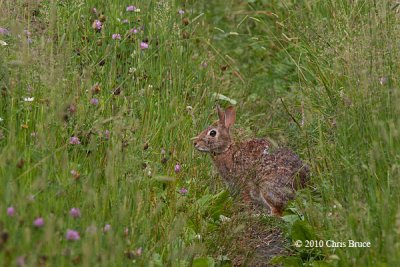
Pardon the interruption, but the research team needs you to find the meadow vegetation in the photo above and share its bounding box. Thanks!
[1,0,399,266]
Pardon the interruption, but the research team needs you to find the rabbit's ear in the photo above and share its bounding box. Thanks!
[224,106,236,128]
[216,105,225,125]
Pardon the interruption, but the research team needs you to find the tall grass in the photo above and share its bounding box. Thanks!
[289,1,400,265]
[0,1,233,266]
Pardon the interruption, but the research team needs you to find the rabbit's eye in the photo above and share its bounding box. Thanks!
[209,130,217,137]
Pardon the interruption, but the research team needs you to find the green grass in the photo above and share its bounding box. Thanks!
[206,0,400,266]
[1,0,399,266]
[0,1,230,266]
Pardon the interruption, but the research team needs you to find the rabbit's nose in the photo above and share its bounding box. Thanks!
[193,141,198,147]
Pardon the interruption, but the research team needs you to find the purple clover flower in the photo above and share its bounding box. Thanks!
[70,169,80,179]
[135,247,143,256]
[174,163,181,173]
[112,33,121,40]
[90,98,99,105]
[66,229,80,241]
[104,130,110,139]
[103,224,111,232]
[179,188,188,195]
[69,136,81,145]
[126,5,136,12]
[33,217,44,228]
[0,27,9,35]
[7,207,15,217]
[16,256,26,267]
[140,42,148,50]
[93,20,102,30]
[129,28,139,34]
[379,77,388,86]
[178,10,185,15]
[70,208,81,218]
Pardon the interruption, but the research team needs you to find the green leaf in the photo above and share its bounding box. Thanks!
[290,220,316,242]
[196,190,231,219]
[283,256,302,267]
[269,255,285,265]
[193,257,215,267]
[282,214,300,225]
[212,93,237,105]
[312,260,333,267]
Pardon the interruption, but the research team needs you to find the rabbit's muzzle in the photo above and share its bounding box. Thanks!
[192,137,210,152]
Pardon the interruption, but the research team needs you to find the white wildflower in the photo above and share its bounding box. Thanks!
[219,215,231,222]
[23,97,34,102]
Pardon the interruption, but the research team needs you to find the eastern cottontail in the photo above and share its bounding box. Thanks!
[192,106,309,216]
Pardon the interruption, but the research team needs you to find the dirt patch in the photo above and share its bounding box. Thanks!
[214,207,288,267]
[231,217,287,266]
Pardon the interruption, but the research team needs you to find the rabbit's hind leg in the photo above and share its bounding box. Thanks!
[258,191,283,217]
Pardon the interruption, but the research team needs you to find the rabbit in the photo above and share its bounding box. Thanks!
[192,105,309,216]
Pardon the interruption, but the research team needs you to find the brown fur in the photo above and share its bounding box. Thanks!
[193,106,309,216]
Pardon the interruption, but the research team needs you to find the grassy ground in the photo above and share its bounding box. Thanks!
[1,0,399,266]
